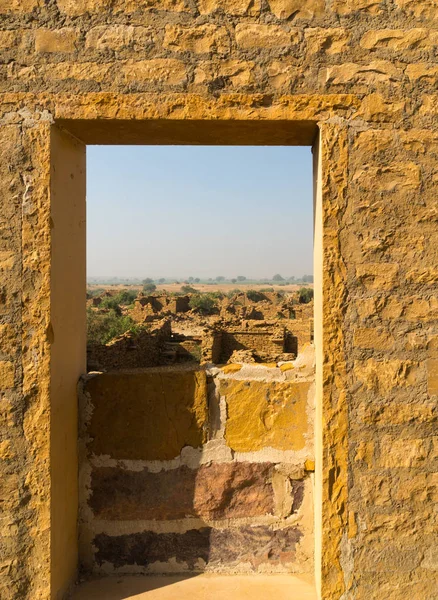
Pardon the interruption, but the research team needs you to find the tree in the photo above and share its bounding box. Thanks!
[273,274,284,281]
[189,294,217,315]
[143,283,156,293]
[299,287,314,304]
[216,276,225,282]
[302,274,314,283]
[237,275,247,282]
[158,278,166,284]
[231,278,237,283]
[142,277,154,284]
[181,285,197,294]
[188,277,194,282]
[194,278,200,283]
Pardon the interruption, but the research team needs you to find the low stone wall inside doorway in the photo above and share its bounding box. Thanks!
[78,346,315,576]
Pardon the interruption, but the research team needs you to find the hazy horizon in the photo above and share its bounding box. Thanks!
[87,145,313,279]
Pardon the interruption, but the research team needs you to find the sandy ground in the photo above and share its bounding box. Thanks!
[87,282,313,294]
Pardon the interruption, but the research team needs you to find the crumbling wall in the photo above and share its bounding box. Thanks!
[78,352,315,576]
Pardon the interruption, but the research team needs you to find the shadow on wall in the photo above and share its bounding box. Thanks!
[78,365,312,576]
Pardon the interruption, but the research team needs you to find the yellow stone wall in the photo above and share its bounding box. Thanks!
[0,1,437,598]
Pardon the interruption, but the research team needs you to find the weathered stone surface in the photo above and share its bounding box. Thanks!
[85,26,155,51]
[122,59,187,85]
[94,526,302,570]
[199,0,261,15]
[355,359,419,394]
[305,28,350,54]
[90,463,275,520]
[35,29,78,53]
[268,0,324,19]
[222,380,310,452]
[0,0,40,12]
[360,29,438,51]
[427,359,438,395]
[353,328,394,350]
[86,369,207,460]
[327,61,402,85]
[163,24,230,54]
[235,24,300,49]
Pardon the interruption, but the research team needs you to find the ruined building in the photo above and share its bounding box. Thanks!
[1,1,437,599]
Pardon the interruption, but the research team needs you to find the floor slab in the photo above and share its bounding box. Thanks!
[72,574,317,600]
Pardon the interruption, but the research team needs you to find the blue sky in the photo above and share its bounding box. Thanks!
[86,145,313,280]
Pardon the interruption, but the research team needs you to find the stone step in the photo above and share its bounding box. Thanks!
[72,574,317,600]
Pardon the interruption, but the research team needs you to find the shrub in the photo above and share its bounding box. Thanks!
[189,294,217,315]
[143,283,157,293]
[260,287,274,292]
[87,307,136,345]
[246,289,265,302]
[299,287,314,304]
[181,285,198,294]
[114,289,137,305]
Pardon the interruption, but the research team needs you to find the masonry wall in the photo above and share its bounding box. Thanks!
[1,1,438,599]
[78,359,315,576]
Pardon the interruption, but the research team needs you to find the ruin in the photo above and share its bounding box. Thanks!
[1,1,437,599]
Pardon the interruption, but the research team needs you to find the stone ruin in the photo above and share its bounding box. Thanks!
[1,1,437,599]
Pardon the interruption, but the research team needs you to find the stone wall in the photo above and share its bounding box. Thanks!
[78,353,315,576]
[1,1,438,599]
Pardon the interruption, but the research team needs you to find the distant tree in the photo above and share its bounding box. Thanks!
[188,277,194,282]
[158,278,166,284]
[272,274,284,281]
[288,276,296,282]
[208,278,213,282]
[237,275,247,282]
[231,278,237,283]
[143,283,157,293]
[194,278,200,283]
[302,274,314,283]
[299,287,314,304]
[142,278,154,284]
[216,276,225,282]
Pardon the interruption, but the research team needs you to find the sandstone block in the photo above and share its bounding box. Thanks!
[326,61,401,85]
[406,64,438,83]
[163,24,230,54]
[267,61,298,90]
[353,328,393,350]
[0,31,21,50]
[393,472,438,503]
[90,462,275,520]
[333,0,382,14]
[354,358,418,393]
[85,25,154,51]
[40,62,112,82]
[362,401,437,425]
[354,94,405,122]
[0,361,14,389]
[360,29,438,51]
[122,59,187,85]
[86,369,207,460]
[0,324,16,356]
[0,0,39,12]
[427,359,438,395]
[396,0,438,21]
[353,162,421,192]
[0,440,13,460]
[56,0,111,15]
[194,60,255,88]
[35,28,78,53]
[112,0,190,12]
[0,398,13,427]
[94,526,302,570]
[199,0,261,15]
[379,437,429,468]
[235,24,300,49]
[0,251,15,271]
[268,0,324,19]
[305,28,350,54]
[355,263,399,290]
[222,379,310,452]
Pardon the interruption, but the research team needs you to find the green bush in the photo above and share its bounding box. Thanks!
[189,294,217,315]
[299,287,314,304]
[114,289,137,305]
[246,289,265,302]
[181,285,198,294]
[87,307,136,345]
